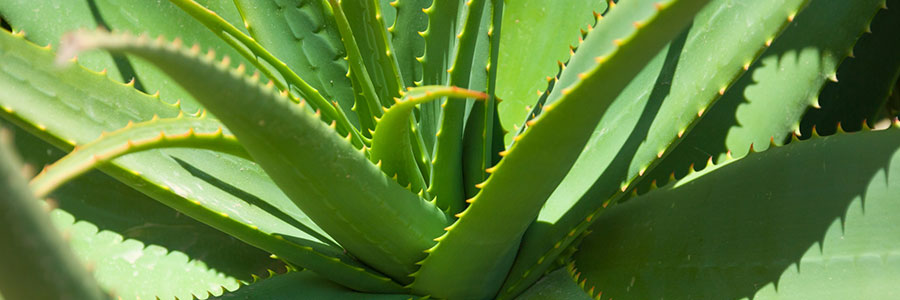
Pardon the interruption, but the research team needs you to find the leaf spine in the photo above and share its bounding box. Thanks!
[171,37,183,49]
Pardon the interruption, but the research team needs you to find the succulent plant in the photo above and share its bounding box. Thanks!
[1,0,899,299]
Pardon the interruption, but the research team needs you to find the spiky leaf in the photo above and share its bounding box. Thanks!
[574,126,900,299]
[0,29,395,293]
[410,0,712,298]
[503,0,812,295]
[0,129,108,300]
[61,30,450,284]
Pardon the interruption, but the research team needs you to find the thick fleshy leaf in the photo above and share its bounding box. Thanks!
[410,1,712,298]
[495,0,606,145]
[169,0,367,147]
[61,30,450,284]
[385,0,430,88]
[213,271,416,300]
[339,0,404,107]
[461,0,501,200]
[574,126,900,299]
[514,267,591,300]
[327,0,384,124]
[52,208,243,300]
[371,86,487,199]
[0,30,398,293]
[30,116,248,198]
[232,0,359,128]
[0,128,108,300]
[641,0,888,191]
[417,0,465,154]
[429,0,488,215]
[503,0,813,295]
[0,0,251,113]
[800,0,900,136]
[5,120,284,299]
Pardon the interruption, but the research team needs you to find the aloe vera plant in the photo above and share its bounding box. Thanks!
[1,0,899,299]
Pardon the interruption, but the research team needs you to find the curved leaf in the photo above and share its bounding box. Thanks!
[30,116,248,197]
[504,0,813,295]
[641,0,888,191]
[800,0,900,136]
[0,128,108,300]
[0,0,251,113]
[429,0,488,215]
[495,0,606,145]
[0,30,398,293]
[232,0,360,128]
[4,119,284,299]
[410,0,712,298]
[574,125,900,299]
[417,0,465,153]
[61,30,450,284]
[339,0,404,106]
[371,86,487,199]
[168,0,367,147]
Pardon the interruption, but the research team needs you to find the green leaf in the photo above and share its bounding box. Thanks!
[327,0,385,123]
[429,0,488,215]
[339,0,405,106]
[371,86,487,200]
[169,0,367,147]
[514,267,591,300]
[641,0,888,191]
[462,0,503,200]
[0,0,251,114]
[52,208,244,300]
[417,0,465,154]
[4,118,284,298]
[385,0,430,88]
[0,128,108,300]
[62,30,451,284]
[232,0,360,128]
[410,0,712,298]
[502,0,813,295]
[800,0,900,136]
[380,0,396,32]
[573,126,900,299]
[29,116,248,198]
[0,30,398,293]
[495,0,606,145]
[213,271,416,300]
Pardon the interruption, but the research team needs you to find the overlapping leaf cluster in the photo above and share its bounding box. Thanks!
[0,0,898,299]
